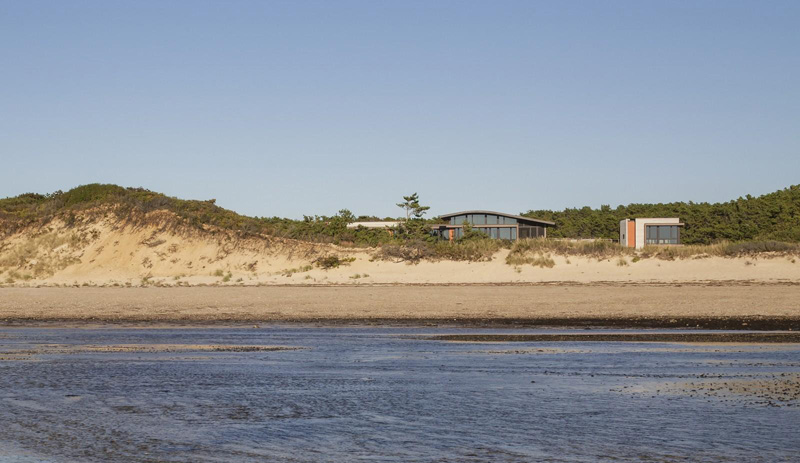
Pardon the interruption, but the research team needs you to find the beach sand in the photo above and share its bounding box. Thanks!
[2,216,799,288]
[2,284,799,328]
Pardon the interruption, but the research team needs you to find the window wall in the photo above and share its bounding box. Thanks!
[645,225,680,245]
[438,225,521,240]
[442,214,544,241]
[449,214,518,226]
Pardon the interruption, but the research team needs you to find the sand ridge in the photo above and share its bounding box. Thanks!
[2,214,800,287]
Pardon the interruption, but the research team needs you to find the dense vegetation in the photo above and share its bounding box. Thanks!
[524,185,800,244]
[2,183,799,256]
[0,184,401,245]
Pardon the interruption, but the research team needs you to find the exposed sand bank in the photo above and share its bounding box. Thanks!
[2,215,799,287]
[3,214,800,328]
[1,285,799,328]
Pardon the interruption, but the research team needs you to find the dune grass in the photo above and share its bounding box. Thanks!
[505,238,800,266]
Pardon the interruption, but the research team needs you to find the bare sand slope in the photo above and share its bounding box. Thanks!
[1,285,799,327]
[2,215,799,287]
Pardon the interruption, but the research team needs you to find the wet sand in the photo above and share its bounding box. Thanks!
[2,285,800,329]
[426,333,800,343]
[621,373,800,408]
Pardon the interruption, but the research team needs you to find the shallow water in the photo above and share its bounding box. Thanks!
[0,326,798,462]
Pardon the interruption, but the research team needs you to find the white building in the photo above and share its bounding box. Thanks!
[619,218,683,249]
[346,221,403,230]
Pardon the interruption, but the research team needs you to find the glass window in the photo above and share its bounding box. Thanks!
[646,225,679,244]
[486,215,498,225]
[490,228,498,239]
[499,228,511,240]
[659,226,669,242]
[504,217,517,225]
[473,214,486,225]
[511,228,517,240]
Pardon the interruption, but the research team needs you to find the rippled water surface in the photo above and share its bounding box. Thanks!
[0,326,798,462]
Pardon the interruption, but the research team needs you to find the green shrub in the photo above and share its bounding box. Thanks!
[508,238,624,261]
[313,255,355,269]
[458,222,490,242]
[376,238,502,263]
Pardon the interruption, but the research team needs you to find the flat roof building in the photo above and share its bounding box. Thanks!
[620,218,683,249]
[434,210,554,241]
[346,221,403,230]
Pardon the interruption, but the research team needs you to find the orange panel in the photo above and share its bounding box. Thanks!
[449,229,454,241]
[627,221,636,247]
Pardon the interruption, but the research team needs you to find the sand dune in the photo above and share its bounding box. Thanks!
[1,212,799,287]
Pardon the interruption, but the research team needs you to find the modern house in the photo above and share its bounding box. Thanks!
[620,218,683,249]
[434,210,555,241]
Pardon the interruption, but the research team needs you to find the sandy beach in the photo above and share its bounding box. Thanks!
[2,284,799,328]
[3,216,800,328]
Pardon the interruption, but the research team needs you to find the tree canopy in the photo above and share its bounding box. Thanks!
[2,183,799,246]
[523,185,800,244]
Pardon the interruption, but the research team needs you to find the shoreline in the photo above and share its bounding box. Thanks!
[2,284,799,329]
[2,317,799,331]
[425,332,800,343]
[4,279,800,288]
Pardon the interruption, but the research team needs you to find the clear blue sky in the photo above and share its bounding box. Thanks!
[1,1,798,219]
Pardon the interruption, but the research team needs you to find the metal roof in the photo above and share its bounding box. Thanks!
[437,210,555,226]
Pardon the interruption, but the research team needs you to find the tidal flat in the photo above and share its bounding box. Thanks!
[0,326,798,462]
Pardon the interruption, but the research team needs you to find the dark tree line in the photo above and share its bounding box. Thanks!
[523,185,800,244]
[3,184,799,246]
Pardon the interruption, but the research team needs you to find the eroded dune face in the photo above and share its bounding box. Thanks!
[0,209,345,286]
[2,209,800,287]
